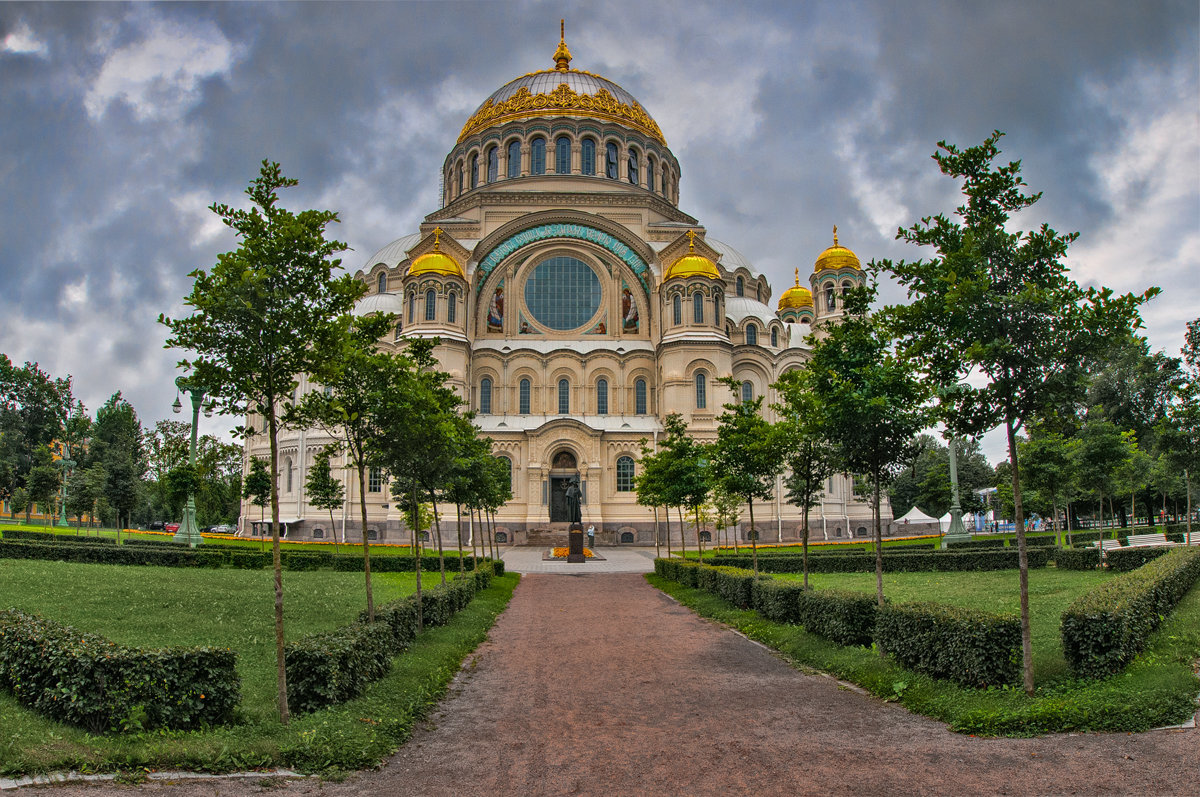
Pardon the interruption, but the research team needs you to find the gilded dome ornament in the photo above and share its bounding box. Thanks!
[664,229,720,281]
[409,227,465,278]
[813,225,862,273]
[554,19,572,72]
[777,267,813,309]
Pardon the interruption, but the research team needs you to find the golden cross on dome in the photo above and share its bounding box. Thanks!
[554,19,572,71]
[686,229,697,251]
[432,227,443,250]
[794,267,800,286]
[833,225,839,246]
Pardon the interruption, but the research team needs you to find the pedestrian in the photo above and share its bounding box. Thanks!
[587,523,595,549]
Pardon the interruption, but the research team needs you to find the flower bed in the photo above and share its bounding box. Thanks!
[550,547,594,558]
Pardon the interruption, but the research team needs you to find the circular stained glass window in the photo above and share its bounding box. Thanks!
[523,255,602,330]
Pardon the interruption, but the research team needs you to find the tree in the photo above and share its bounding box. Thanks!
[806,283,929,607]
[710,483,741,553]
[634,437,671,558]
[242,456,271,533]
[711,379,785,575]
[879,132,1153,694]
[294,311,407,620]
[90,392,146,532]
[163,463,200,521]
[1019,425,1079,545]
[1085,333,1183,456]
[774,367,839,588]
[194,435,243,525]
[0,356,72,509]
[1074,415,1133,544]
[1114,440,1152,527]
[26,445,60,525]
[656,413,709,560]
[305,448,345,552]
[160,161,362,724]
[1159,319,1200,543]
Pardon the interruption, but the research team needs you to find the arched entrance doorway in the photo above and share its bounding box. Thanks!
[548,449,580,523]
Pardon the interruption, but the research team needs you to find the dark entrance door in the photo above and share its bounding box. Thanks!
[549,476,572,522]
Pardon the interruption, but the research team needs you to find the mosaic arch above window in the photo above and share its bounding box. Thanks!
[477,222,651,295]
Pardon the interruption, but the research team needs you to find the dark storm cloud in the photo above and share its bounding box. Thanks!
[0,0,1195,461]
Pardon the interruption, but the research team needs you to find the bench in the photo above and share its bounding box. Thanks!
[1126,533,1178,548]
[1088,539,1124,558]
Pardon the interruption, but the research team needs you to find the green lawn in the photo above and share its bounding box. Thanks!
[773,568,1111,683]
[649,568,1200,736]
[0,558,517,776]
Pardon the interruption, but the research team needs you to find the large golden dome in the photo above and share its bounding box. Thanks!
[814,226,861,273]
[777,269,813,309]
[457,27,665,146]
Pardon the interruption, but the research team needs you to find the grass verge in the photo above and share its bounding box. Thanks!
[647,572,1200,736]
[0,558,517,777]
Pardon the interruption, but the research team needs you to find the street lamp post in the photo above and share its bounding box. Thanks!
[940,385,972,549]
[173,377,207,547]
[56,454,75,528]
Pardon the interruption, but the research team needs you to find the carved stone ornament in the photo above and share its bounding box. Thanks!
[458,83,667,146]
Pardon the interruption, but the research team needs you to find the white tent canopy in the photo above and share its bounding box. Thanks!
[896,506,939,525]
[939,512,951,532]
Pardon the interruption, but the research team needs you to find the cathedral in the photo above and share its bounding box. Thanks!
[242,30,885,545]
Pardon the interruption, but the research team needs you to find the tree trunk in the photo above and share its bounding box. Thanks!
[357,462,375,622]
[1005,414,1034,697]
[664,506,671,558]
[749,498,758,576]
[1052,500,1061,548]
[411,485,423,632]
[455,502,465,574]
[873,475,883,609]
[1186,470,1192,545]
[329,507,338,557]
[428,489,446,585]
[802,503,810,590]
[653,505,660,558]
[267,411,289,725]
[677,506,687,559]
[695,506,704,560]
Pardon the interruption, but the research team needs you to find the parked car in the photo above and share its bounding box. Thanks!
[164,522,180,533]
[210,524,235,535]
[148,521,165,531]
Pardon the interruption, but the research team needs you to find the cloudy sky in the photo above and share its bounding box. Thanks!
[1,0,1196,463]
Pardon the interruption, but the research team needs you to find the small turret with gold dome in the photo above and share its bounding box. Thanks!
[408,228,464,279]
[664,230,720,281]
[813,226,861,274]
[778,268,813,310]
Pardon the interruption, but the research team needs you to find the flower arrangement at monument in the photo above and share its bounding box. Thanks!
[551,547,594,558]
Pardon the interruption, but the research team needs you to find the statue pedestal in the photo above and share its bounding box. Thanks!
[567,525,586,563]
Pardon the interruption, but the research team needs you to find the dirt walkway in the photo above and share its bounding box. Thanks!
[30,573,1199,796]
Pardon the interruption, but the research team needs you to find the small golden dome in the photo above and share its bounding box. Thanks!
[814,225,861,273]
[408,228,465,278]
[778,268,813,310]
[664,230,719,281]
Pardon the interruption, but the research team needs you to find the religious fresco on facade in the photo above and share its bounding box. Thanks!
[621,281,639,333]
[487,281,504,332]
[587,316,608,335]
[518,313,541,334]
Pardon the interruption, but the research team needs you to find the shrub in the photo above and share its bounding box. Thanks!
[0,609,239,731]
[1053,548,1102,571]
[709,548,1052,573]
[1061,547,1200,679]
[875,602,1020,687]
[280,551,335,571]
[707,566,759,609]
[284,621,394,713]
[0,529,116,545]
[751,578,807,624]
[1104,547,1173,573]
[795,589,881,646]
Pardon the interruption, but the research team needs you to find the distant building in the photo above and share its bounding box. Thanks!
[243,30,887,545]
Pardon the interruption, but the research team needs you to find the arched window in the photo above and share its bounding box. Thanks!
[715,294,722,323]
[616,456,635,491]
[469,153,478,189]
[736,276,744,297]
[519,378,531,414]
[741,380,753,403]
[826,285,836,311]
[486,146,498,183]
[693,291,704,324]
[313,527,325,539]
[661,165,668,195]
[497,455,512,489]
[425,288,437,321]
[757,283,762,302]
[555,135,571,174]
[605,142,619,179]
[377,272,386,293]
[285,457,293,493]
[447,291,456,324]
[695,372,707,410]
[672,294,682,325]
[771,326,778,348]
[530,137,546,174]
[480,377,492,414]
[581,138,596,175]
[745,324,757,345]
[635,378,647,415]
[558,378,570,414]
[507,139,521,178]
[647,155,656,192]
[596,378,608,414]
[456,160,464,197]
[842,280,853,298]
[627,148,639,185]
[407,291,415,324]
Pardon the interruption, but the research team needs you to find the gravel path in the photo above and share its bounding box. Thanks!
[23,572,1199,796]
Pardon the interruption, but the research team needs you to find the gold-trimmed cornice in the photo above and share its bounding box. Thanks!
[426,189,697,226]
[458,78,667,146]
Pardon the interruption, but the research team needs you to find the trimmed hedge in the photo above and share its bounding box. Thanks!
[1053,548,1102,571]
[285,565,494,713]
[875,602,1020,687]
[0,608,239,732]
[1061,547,1200,679]
[0,540,228,568]
[695,565,761,609]
[0,529,116,545]
[709,548,1053,573]
[1104,546,1173,573]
